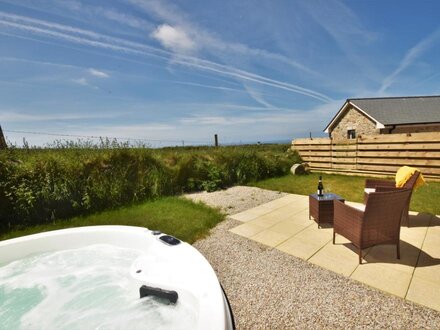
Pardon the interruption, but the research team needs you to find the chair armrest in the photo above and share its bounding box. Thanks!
[334,200,364,229]
[374,186,404,193]
[365,178,395,189]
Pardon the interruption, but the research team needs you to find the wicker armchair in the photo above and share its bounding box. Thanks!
[333,189,412,264]
[364,171,420,226]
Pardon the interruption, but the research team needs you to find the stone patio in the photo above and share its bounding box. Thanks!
[229,193,440,312]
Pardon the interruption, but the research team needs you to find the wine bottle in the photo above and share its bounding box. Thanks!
[317,175,324,196]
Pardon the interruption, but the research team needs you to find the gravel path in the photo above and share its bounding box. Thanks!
[185,186,440,329]
[185,186,287,215]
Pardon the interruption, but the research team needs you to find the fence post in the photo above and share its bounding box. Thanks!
[355,136,359,170]
[214,134,218,147]
[0,125,7,149]
[330,137,333,169]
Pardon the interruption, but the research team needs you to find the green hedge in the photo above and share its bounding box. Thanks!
[0,145,300,232]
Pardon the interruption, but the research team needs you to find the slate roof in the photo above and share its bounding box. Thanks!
[324,95,440,132]
[349,96,440,125]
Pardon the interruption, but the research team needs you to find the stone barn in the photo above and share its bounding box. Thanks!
[324,95,440,140]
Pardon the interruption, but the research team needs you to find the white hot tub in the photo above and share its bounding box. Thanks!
[0,226,235,330]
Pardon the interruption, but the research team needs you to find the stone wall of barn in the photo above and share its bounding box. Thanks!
[329,106,378,140]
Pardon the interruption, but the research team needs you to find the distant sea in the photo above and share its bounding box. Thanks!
[222,139,292,146]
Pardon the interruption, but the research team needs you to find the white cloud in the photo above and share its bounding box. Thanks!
[180,116,236,126]
[172,81,247,94]
[243,84,275,109]
[129,0,316,74]
[151,24,195,53]
[62,1,154,30]
[71,77,98,89]
[62,123,178,144]
[101,123,176,132]
[379,27,440,93]
[172,57,332,102]
[97,8,153,30]
[300,0,379,81]
[0,11,163,58]
[180,113,309,126]
[89,68,109,78]
[0,110,123,122]
[178,102,302,113]
[72,77,88,86]
[178,99,344,137]
[0,11,331,102]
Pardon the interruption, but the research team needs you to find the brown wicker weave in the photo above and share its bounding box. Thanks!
[309,193,345,226]
[364,171,420,226]
[333,189,412,264]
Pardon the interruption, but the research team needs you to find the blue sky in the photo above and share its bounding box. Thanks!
[0,0,439,146]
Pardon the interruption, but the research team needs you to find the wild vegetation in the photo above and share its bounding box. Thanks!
[0,142,299,233]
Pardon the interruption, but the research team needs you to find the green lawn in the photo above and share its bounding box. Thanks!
[0,197,224,243]
[250,173,440,215]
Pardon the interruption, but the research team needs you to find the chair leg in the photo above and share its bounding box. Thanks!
[403,205,410,228]
[397,241,400,260]
[333,230,335,244]
[359,249,362,264]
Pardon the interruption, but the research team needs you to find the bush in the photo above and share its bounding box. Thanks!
[0,144,301,231]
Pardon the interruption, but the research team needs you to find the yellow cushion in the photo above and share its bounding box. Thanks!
[395,166,425,189]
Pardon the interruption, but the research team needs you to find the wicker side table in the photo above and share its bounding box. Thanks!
[309,193,345,227]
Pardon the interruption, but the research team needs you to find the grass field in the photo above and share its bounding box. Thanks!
[0,197,224,243]
[250,173,440,215]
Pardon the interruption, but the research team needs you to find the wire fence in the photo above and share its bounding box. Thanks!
[2,128,230,148]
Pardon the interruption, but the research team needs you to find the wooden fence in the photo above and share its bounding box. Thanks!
[292,132,440,181]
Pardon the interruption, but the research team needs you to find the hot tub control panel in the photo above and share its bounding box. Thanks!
[158,235,181,246]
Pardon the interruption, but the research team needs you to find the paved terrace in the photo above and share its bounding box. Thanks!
[229,194,440,312]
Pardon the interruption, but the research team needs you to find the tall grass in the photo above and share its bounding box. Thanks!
[0,143,300,232]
